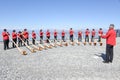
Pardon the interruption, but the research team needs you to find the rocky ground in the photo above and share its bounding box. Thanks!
[0,38,120,80]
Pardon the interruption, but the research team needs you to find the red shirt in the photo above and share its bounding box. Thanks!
[61,31,65,36]
[102,29,116,46]
[92,31,96,36]
[12,32,17,39]
[17,33,22,39]
[32,32,36,39]
[78,31,82,37]
[2,32,9,40]
[46,31,50,37]
[54,31,57,36]
[85,30,90,36]
[23,31,29,39]
[69,30,74,35]
[40,32,43,36]
[98,30,103,36]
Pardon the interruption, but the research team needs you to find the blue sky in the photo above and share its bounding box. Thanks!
[0,0,120,30]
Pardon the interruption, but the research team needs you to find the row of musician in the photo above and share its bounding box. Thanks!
[2,28,103,50]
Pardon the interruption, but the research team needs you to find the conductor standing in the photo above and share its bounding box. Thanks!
[101,24,116,63]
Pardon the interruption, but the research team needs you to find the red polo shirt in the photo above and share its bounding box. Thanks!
[2,32,9,40]
[78,31,82,37]
[85,30,90,36]
[69,30,74,35]
[92,31,96,37]
[102,29,116,46]
[54,31,57,36]
[46,31,50,37]
[62,31,65,36]
[23,31,29,39]
[40,32,43,36]
[12,32,17,39]
[32,32,36,39]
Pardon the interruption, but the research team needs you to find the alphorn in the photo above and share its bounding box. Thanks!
[9,35,27,55]
[19,37,36,53]
[47,37,56,47]
[58,33,68,46]
[32,38,46,50]
[36,34,52,49]
[54,39,62,47]
[27,39,42,51]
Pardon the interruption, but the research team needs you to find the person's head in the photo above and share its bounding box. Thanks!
[54,29,56,32]
[70,28,72,30]
[18,31,21,33]
[100,28,102,30]
[24,29,27,31]
[92,29,95,31]
[13,30,16,32]
[109,24,114,30]
[4,29,7,32]
[47,29,49,32]
[86,28,89,30]
[32,30,34,32]
[40,29,42,32]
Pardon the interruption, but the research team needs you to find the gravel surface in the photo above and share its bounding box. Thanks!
[0,38,120,80]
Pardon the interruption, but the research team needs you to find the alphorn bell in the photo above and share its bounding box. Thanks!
[94,42,97,46]
[19,37,36,53]
[89,42,92,45]
[83,42,86,45]
[8,35,27,55]
[100,42,103,46]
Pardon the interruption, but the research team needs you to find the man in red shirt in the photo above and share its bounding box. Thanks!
[46,29,50,43]
[23,29,29,45]
[98,28,103,42]
[32,30,36,45]
[12,30,17,48]
[78,30,82,42]
[61,30,65,42]
[2,29,10,50]
[54,30,58,41]
[40,29,44,44]
[101,24,116,63]
[18,31,23,47]
[85,28,90,42]
[91,29,96,42]
[69,28,74,42]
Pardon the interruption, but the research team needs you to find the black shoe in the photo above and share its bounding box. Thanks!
[103,61,109,63]
[109,61,112,63]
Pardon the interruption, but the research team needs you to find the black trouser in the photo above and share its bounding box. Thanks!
[70,35,73,42]
[62,36,65,42]
[18,38,22,47]
[32,38,35,45]
[106,44,114,62]
[24,38,29,45]
[3,39,9,50]
[54,36,57,42]
[78,36,82,42]
[40,36,43,44]
[85,35,89,42]
[91,36,94,42]
[98,36,101,42]
[12,38,17,48]
[46,36,50,43]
